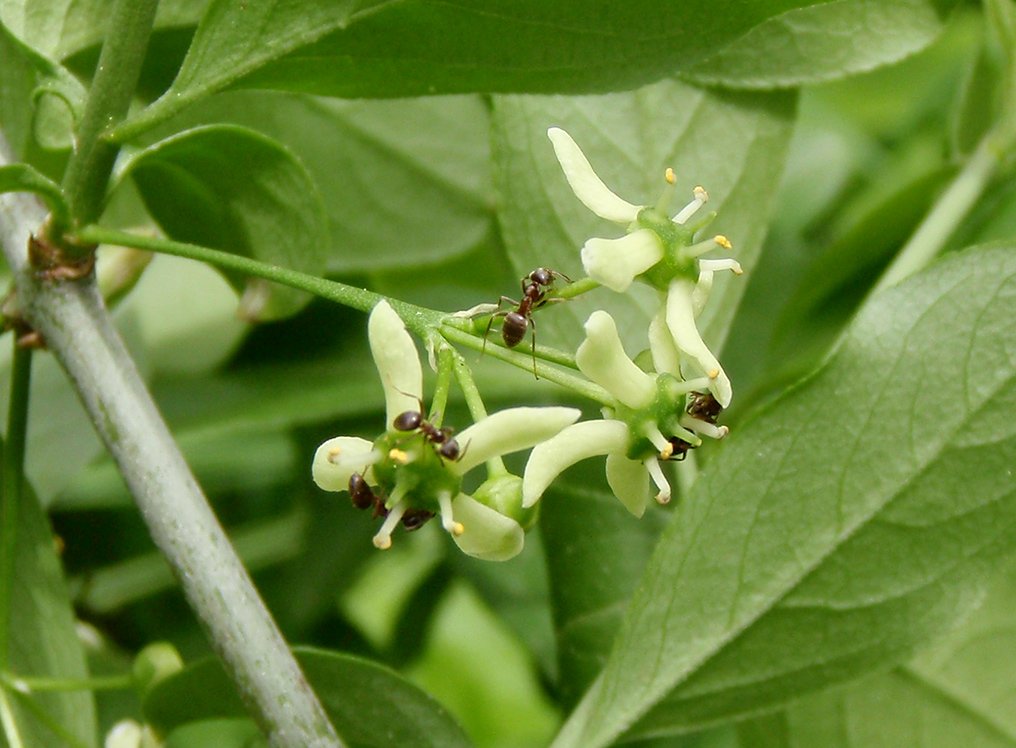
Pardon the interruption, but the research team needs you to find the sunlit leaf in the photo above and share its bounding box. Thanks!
[553,244,1016,746]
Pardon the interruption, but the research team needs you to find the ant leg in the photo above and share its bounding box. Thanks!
[529,317,539,380]
[482,311,507,355]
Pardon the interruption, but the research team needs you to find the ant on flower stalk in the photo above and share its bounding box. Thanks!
[483,267,572,375]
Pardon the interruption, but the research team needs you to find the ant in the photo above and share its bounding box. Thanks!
[484,267,571,374]
[348,473,434,531]
[665,392,726,462]
[392,407,463,461]
[665,437,695,462]
[686,391,722,424]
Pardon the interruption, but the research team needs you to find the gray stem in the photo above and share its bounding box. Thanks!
[0,136,341,747]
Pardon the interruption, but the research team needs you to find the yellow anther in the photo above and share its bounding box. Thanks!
[708,369,720,380]
[327,446,342,462]
[664,167,676,185]
[451,522,465,536]
[655,491,672,505]
[388,448,409,464]
[714,235,732,250]
[693,186,708,201]
[659,442,674,460]
[372,535,393,550]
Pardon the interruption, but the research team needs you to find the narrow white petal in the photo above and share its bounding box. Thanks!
[452,407,581,474]
[548,127,641,223]
[581,229,663,292]
[576,311,655,409]
[648,304,681,375]
[692,269,714,317]
[312,436,377,491]
[605,453,650,517]
[368,300,423,426]
[522,420,629,507]
[451,493,525,561]
[666,279,732,408]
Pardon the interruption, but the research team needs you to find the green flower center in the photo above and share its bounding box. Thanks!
[370,431,463,510]
[635,207,701,290]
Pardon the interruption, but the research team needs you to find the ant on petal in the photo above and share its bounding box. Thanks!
[483,267,571,376]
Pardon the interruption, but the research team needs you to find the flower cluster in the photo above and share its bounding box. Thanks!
[520,128,742,515]
[547,127,741,408]
[312,128,740,557]
[313,300,578,561]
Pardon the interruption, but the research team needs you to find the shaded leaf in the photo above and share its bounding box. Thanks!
[120,0,823,136]
[0,23,83,155]
[540,476,669,708]
[0,162,66,221]
[120,124,329,320]
[0,0,207,60]
[143,647,471,747]
[140,90,493,273]
[681,0,958,89]
[552,244,1016,746]
[2,477,96,746]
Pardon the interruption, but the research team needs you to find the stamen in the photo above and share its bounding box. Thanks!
[388,448,410,464]
[683,236,728,259]
[680,415,729,440]
[372,502,407,549]
[437,492,465,536]
[713,234,732,250]
[664,167,676,185]
[708,369,720,379]
[699,258,742,275]
[644,457,672,504]
[672,186,709,224]
[646,424,672,455]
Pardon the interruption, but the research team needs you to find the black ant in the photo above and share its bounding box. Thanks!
[665,437,695,462]
[665,392,725,462]
[348,472,434,531]
[483,267,571,374]
[686,391,722,424]
[392,408,463,461]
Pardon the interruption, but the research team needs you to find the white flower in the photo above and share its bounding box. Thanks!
[313,300,579,560]
[523,311,724,517]
[548,126,742,407]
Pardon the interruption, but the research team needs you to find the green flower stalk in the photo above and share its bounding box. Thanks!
[313,301,579,560]
[548,127,742,407]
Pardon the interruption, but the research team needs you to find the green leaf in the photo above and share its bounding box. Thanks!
[119,124,329,320]
[0,23,83,155]
[164,718,266,748]
[0,163,67,222]
[553,244,1016,747]
[739,557,1016,748]
[143,647,471,747]
[541,476,670,708]
[2,481,97,746]
[951,26,1009,157]
[681,0,958,89]
[117,0,825,139]
[0,0,207,60]
[491,80,795,353]
[138,90,493,274]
